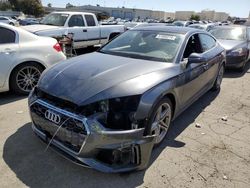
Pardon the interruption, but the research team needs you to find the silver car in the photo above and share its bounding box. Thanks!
[0,23,66,94]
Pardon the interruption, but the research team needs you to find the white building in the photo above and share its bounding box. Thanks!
[213,12,229,21]
[199,10,215,20]
[175,11,195,20]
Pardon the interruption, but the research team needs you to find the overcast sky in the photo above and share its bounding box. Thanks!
[42,0,250,18]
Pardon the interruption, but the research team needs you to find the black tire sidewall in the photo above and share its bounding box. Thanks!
[212,64,224,91]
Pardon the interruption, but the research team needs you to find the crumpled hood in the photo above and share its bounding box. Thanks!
[38,52,179,106]
[218,39,246,50]
[21,24,60,33]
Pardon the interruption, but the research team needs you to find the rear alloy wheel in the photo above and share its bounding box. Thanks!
[10,63,44,94]
[150,98,172,146]
[212,64,224,91]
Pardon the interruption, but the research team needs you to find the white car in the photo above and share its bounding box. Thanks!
[0,23,66,94]
[0,16,17,26]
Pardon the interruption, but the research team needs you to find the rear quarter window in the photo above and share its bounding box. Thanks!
[0,27,16,44]
[85,15,96,26]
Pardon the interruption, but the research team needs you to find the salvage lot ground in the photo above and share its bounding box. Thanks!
[0,56,250,187]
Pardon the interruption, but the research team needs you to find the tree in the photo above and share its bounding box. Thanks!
[47,3,52,8]
[66,3,74,9]
[0,2,12,11]
[190,14,200,21]
[8,0,44,17]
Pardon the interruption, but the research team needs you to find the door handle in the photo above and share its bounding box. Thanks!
[82,29,87,32]
[203,63,209,70]
[3,48,15,54]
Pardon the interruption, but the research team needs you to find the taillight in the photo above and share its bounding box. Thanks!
[53,43,62,52]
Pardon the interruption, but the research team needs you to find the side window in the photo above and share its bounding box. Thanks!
[183,34,203,58]
[0,17,7,20]
[0,27,16,44]
[68,15,85,27]
[199,34,216,52]
[85,15,96,26]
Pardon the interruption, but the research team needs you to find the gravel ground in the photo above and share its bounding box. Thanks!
[0,63,250,188]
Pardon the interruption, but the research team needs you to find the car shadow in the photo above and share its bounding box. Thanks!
[0,92,27,106]
[2,90,219,188]
[223,60,250,78]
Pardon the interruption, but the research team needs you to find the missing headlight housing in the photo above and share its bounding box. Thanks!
[80,96,141,130]
[106,96,141,130]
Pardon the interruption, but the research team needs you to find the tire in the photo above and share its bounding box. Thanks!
[9,22,14,26]
[148,97,173,146]
[10,62,44,95]
[211,64,224,91]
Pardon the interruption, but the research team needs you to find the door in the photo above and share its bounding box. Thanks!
[0,27,19,87]
[198,33,220,86]
[84,14,100,46]
[180,34,210,107]
[66,15,88,49]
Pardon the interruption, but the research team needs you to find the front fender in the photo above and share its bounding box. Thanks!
[135,77,182,133]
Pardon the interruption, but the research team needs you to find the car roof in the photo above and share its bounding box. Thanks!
[213,25,247,29]
[52,11,95,15]
[174,20,189,23]
[132,26,203,35]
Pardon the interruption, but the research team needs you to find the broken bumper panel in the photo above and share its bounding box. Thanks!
[30,99,155,173]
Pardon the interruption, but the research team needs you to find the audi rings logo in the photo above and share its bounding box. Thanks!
[45,110,61,124]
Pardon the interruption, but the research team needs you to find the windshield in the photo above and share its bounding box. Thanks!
[210,27,246,40]
[40,13,69,26]
[99,30,183,62]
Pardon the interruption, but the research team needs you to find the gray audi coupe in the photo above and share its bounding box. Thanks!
[210,25,250,71]
[28,26,226,173]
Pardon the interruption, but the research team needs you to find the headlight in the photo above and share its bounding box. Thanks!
[228,48,244,56]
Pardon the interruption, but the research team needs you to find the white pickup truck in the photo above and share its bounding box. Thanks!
[22,12,125,49]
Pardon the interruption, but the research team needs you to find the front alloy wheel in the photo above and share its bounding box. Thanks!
[150,98,172,145]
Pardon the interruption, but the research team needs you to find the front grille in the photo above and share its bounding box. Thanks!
[36,88,78,113]
[30,100,88,153]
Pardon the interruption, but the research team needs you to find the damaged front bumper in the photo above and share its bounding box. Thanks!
[29,99,155,173]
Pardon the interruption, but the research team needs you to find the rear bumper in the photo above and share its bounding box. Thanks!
[30,99,155,173]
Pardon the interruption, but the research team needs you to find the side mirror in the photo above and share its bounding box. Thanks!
[188,53,206,64]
